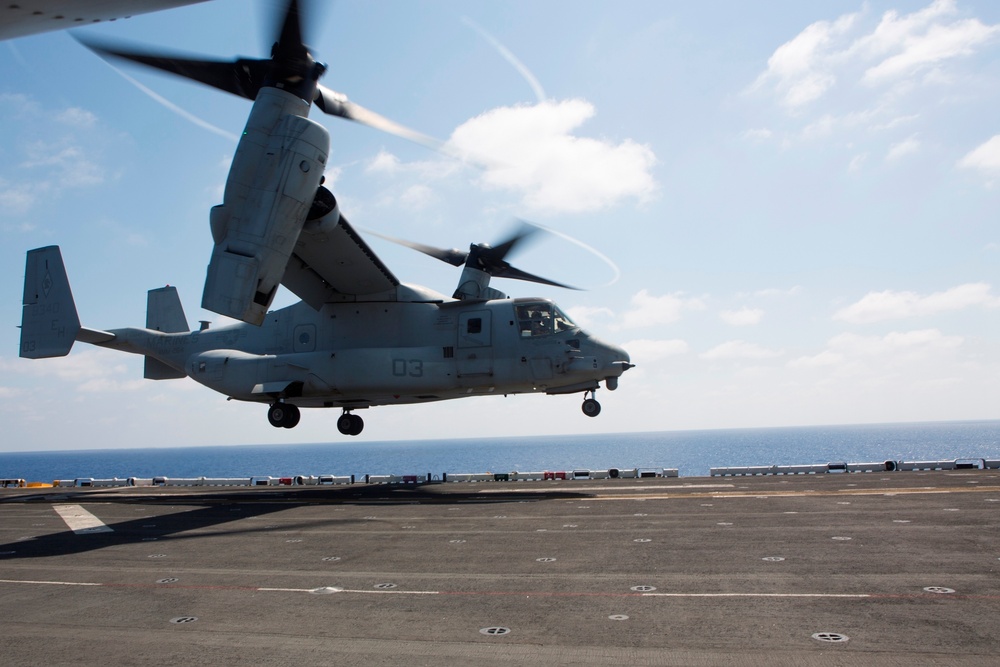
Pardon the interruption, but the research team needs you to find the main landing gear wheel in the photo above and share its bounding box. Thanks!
[582,396,602,418]
[268,403,300,429]
[337,412,364,436]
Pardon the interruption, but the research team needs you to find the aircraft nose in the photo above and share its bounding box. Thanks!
[617,344,632,367]
[611,343,633,374]
[595,339,633,376]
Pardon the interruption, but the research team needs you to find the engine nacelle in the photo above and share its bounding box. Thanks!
[202,93,330,326]
[303,185,340,234]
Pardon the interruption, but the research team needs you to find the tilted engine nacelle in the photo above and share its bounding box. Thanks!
[202,91,330,326]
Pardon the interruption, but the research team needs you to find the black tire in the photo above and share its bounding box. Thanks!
[268,404,287,428]
[582,398,601,417]
[349,414,364,436]
[337,414,354,435]
[282,404,301,429]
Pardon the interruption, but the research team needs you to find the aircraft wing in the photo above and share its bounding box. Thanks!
[281,214,400,309]
[0,1,208,41]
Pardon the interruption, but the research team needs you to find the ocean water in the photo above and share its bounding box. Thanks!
[2,420,999,483]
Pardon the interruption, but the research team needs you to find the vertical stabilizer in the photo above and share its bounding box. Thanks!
[20,246,81,358]
[144,286,189,380]
[146,286,189,333]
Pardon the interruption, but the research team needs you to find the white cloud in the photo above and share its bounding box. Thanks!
[754,1,1000,109]
[958,134,1000,172]
[719,307,764,326]
[750,11,859,108]
[787,329,965,381]
[565,305,615,329]
[834,282,1000,323]
[399,184,436,209]
[19,141,105,188]
[858,1,1000,85]
[885,134,921,161]
[54,107,98,128]
[825,329,963,364]
[622,338,689,363]
[367,150,401,174]
[748,1,1000,161]
[743,128,774,141]
[700,340,783,361]
[3,349,131,386]
[788,350,844,368]
[620,289,706,329]
[0,179,40,216]
[447,99,657,213]
[742,286,803,299]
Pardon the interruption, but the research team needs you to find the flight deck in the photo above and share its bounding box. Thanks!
[2,470,999,666]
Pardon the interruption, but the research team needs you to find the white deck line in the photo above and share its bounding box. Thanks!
[52,504,113,534]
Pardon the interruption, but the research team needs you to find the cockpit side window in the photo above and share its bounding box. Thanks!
[553,308,575,333]
[515,302,576,337]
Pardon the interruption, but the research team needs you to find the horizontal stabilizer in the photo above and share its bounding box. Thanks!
[20,246,81,358]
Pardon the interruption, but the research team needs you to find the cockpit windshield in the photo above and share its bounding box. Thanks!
[515,301,577,337]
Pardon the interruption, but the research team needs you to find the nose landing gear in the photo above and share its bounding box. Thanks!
[268,402,301,428]
[337,410,364,436]
[581,391,601,417]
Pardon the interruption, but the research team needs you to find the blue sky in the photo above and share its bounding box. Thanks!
[1,0,998,452]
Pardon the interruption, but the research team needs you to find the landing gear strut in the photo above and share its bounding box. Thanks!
[268,402,300,429]
[337,411,364,436]
[581,391,601,418]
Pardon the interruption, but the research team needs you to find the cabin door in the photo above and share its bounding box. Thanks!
[457,310,492,378]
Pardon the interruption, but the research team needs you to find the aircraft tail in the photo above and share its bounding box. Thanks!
[144,286,189,380]
[146,286,189,333]
[20,246,82,359]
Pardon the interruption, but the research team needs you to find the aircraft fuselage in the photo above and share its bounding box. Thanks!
[98,296,630,412]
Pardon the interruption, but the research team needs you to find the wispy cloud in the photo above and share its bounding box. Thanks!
[834,282,1000,323]
[747,0,1000,164]
[21,142,106,188]
[752,0,1000,109]
[750,11,859,109]
[623,338,689,363]
[885,134,921,162]
[619,289,706,329]
[719,307,764,326]
[700,340,783,361]
[958,134,1000,173]
[789,328,964,374]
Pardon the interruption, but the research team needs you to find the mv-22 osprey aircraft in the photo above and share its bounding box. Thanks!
[19,0,632,436]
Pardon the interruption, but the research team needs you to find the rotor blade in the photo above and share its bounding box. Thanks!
[76,36,270,100]
[274,0,306,56]
[488,223,542,262]
[365,229,467,267]
[491,264,580,290]
[315,85,446,152]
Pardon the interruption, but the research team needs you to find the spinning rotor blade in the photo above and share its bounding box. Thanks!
[314,86,445,151]
[75,37,271,100]
[75,0,317,101]
[375,222,580,291]
[365,230,467,266]
[76,0,446,151]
